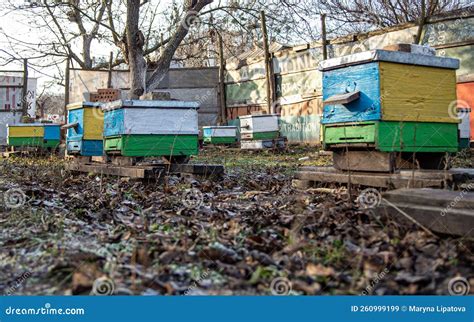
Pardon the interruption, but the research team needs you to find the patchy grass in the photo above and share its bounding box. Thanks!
[0,146,472,296]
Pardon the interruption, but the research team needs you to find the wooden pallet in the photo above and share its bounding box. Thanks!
[65,161,224,179]
[293,166,474,189]
[2,147,59,158]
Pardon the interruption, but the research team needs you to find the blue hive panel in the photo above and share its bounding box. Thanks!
[81,140,103,156]
[67,139,103,156]
[67,108,84,140]
[43,125,61,140]
[322,62,381,124]
[103,108,125,137]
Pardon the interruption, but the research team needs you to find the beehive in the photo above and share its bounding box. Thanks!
[319,49,460,152]
[202,126,238,144]
[239,114,279,140]
[7,123,60,149]
[320,49,459,124]
[66,102,104,156]
[102,100,199,158]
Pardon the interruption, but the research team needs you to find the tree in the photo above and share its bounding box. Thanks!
[123,0,213,98]
[317,0,466,34]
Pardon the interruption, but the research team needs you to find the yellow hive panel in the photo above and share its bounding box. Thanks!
[380,62,458,123]
[83,107,104,140]
[8,126,44,138]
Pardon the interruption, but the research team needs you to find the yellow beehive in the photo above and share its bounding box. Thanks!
[8,125,44,138]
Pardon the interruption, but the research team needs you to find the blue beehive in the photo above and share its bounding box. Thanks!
[319,49,459,124]
[66,102,104,156]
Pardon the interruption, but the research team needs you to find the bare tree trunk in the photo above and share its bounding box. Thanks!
[145,0,213,92]
[126,0,147,99]
[83,36,93,68]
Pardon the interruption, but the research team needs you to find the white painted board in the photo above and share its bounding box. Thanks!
[204,126,237,137]
[458,109,471,139]
[240,138,286,150]
[123,108,198,135]
[239,115,279,134]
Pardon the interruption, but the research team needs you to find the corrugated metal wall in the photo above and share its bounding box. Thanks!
[224,13,474,145]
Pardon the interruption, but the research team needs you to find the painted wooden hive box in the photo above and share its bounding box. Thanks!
[319,49,460,124]
[319,49,460,152]
[66,102,104,156]
[7,123,60,149]
[322,121,459,152]
[102,99,199,158]
[239,114,279,140]
[202,126,238,144]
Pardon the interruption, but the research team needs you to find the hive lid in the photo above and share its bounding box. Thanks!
[318,49,460,71]
[102,99,200,111]
[7,123,60,127]
[66,101,102,110]
[238,114,279,119]
[202,126,238,129]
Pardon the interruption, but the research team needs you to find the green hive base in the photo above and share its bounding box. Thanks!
[323,121,459,153]
[8,137,60,149]
[104,135,198,157]
[203,137,237,145]
[241,131,280,140]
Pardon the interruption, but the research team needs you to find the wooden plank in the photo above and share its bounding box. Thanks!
[323,91,359,106]
[333,150,394,172]
[379,188,474,236]
[293,166,468,189]
[65,162,224,179]
[67,162,147,178]
[170,163,225,176]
